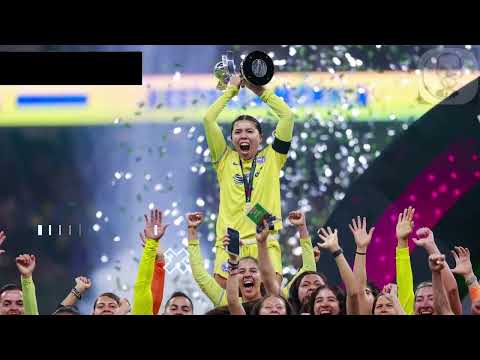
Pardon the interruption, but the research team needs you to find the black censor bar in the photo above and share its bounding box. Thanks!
[0,52,142,85]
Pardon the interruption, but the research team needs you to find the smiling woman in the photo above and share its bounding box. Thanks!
[203,73,294,289]
[307,285,346,316]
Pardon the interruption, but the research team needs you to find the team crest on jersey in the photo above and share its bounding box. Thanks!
[221,261,230,273]
[257,156,266,164]
[233,174,244,184]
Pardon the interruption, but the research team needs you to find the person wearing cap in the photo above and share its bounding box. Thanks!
[203,73,295,289]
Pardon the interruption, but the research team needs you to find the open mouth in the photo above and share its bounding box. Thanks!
[418,309,434,315]
[243,277,255,290]
[319,308,332,315]
[239,142,250,152]
[101,310,115,315]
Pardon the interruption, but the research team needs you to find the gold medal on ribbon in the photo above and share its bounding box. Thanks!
[245,202,252,214]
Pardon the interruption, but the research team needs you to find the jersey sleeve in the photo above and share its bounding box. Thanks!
[204,86,239,166]
[132,238,158,315]
[188,239,226,307]
[283,236,316,296]
[396,247,415,315]
[21,276,39,315]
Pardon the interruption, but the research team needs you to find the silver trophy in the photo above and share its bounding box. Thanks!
[214,50,274,91]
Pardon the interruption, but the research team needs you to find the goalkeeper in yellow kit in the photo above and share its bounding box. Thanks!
[203,74,294,288]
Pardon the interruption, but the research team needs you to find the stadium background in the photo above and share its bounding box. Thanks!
[0,45,478,314]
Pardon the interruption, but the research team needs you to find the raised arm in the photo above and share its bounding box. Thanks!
[186,212,226,307]
[429,254,454,315]
[451,246,480,309]
[226,267,246,315]
[140,231,165,315]
[60,276,92,307]
[151,257,165,315]
[244,80,294,143]
[395,206,415,315]
[284,211,316,294]
[204,75,241,163]
[16,254,39,315]
[317,227,361,315]
[132,209,167,315]
[412,227,462,315]
[349,216,375,315]
[256,219,280,296]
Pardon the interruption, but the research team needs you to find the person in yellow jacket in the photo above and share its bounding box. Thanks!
[203,74,294,288]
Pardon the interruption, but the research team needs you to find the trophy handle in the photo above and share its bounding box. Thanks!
[222,51,237,76]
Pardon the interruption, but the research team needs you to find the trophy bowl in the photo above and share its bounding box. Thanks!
[240,51,274,86]
[214,50,274,90]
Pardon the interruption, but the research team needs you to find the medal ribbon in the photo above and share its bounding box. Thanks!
[239,155,257,204]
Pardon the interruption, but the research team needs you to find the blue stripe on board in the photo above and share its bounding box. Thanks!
[17,95,88,106]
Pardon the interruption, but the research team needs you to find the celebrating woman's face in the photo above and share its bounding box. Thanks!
[298,274,325,305]
[313,288,340,315]
[373,295,397,315]
[232,120,262,160]
[259,296,287,315]
[238,258,261,301]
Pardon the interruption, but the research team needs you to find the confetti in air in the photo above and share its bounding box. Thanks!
[93,45,472,311]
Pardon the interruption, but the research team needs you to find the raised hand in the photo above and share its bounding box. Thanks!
[144,209,168,241]
[382,283,398,298]
[288,211,306,227]
[451,246,473,277]
[256,219,269,244]
[243,77,265,96]
[396,206,415,242]
[429,254,446,273]
[116,298,131,315]
[0,230,5,255]
[229,74,244,89]
[74,276,92,294]
[288,210,309,239]
[381,283,405,315]
[349,216,375,250]
[223,234,241,262]
[317,227,341,253]
[16,254,36,278]
[412,227,436,250]
[186,212,204,228]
